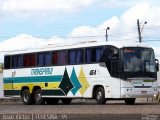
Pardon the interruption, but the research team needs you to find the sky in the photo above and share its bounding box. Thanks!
[0,0,160,62]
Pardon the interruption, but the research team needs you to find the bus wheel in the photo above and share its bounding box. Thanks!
[22,89,34,105]
[34,89,44,105]
[46,98,59,105]
[95,87,106,104]
[61,98,72,105]
[125,98,136,105]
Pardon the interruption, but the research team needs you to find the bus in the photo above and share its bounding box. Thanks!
[3,41,159,105]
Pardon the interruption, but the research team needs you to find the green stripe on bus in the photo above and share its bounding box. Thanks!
[3,75,63,83]
[4,90,21,96]
[42,89,65,96]
[4,89,65,96]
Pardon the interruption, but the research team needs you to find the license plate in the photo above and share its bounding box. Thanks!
[141,91,147,94]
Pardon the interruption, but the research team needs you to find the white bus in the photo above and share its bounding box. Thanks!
[3,41,159,105]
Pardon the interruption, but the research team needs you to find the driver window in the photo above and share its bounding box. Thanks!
[107,47,119,60]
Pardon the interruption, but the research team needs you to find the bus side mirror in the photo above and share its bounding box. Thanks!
[155,59,159,71]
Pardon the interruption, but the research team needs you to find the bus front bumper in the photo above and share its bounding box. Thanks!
[121,87,158,98]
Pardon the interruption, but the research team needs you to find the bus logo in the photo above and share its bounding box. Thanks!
[31,68,53,75]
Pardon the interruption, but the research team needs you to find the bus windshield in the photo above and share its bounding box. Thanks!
[122,47,155,73]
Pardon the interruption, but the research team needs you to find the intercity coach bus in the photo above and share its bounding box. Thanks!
[3,41,159,105]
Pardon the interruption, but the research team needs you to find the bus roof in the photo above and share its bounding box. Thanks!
[4,40,152,55]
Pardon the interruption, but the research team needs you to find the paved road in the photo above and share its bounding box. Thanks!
[0,99,160,120]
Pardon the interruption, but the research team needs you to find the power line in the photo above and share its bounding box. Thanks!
[143,37,160,38]
[143,40,160,42]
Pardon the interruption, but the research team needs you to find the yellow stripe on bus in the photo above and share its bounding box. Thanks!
[3,82,60,91]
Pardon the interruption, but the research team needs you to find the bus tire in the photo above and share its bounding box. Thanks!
[95,87,106,104]
[22,89,34,105]
[34,89,44,105]
[125,98,136,105]
[157,94,160,102]
[61,98,72,105]
[46,98,59,105]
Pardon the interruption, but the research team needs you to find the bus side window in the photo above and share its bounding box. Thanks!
[37,53,44,66]
[11,55,22,68]
[91,48,96,62]
[58,51,67,65]
[37,52,51,66]
[93,47,104,62]
[23,54,30,67]
[69,50,76,64]
[30,54,36,67]
[44,52,51,66]
[12,56,18,68]
[85,48,91,63]
[112,48,119,59]
[100,47,109,62]
[104,47,117,60]
[17,55,23,68]
[68,49,83,65]
[86,47,104,63]
[4,56,11,69]
[52,51,58,65]
[23,54,36,67]
[76,49,83,64]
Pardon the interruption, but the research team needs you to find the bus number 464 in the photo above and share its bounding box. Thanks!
[89,70,96,75]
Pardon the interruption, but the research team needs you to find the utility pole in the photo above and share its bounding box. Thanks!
[106,27,110,41]
[137,19,142,43]
[137,19,147,43]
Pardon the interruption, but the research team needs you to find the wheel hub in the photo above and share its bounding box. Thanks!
[97,91,102,100]
[24,94,29,102]
[36,93,42,102]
